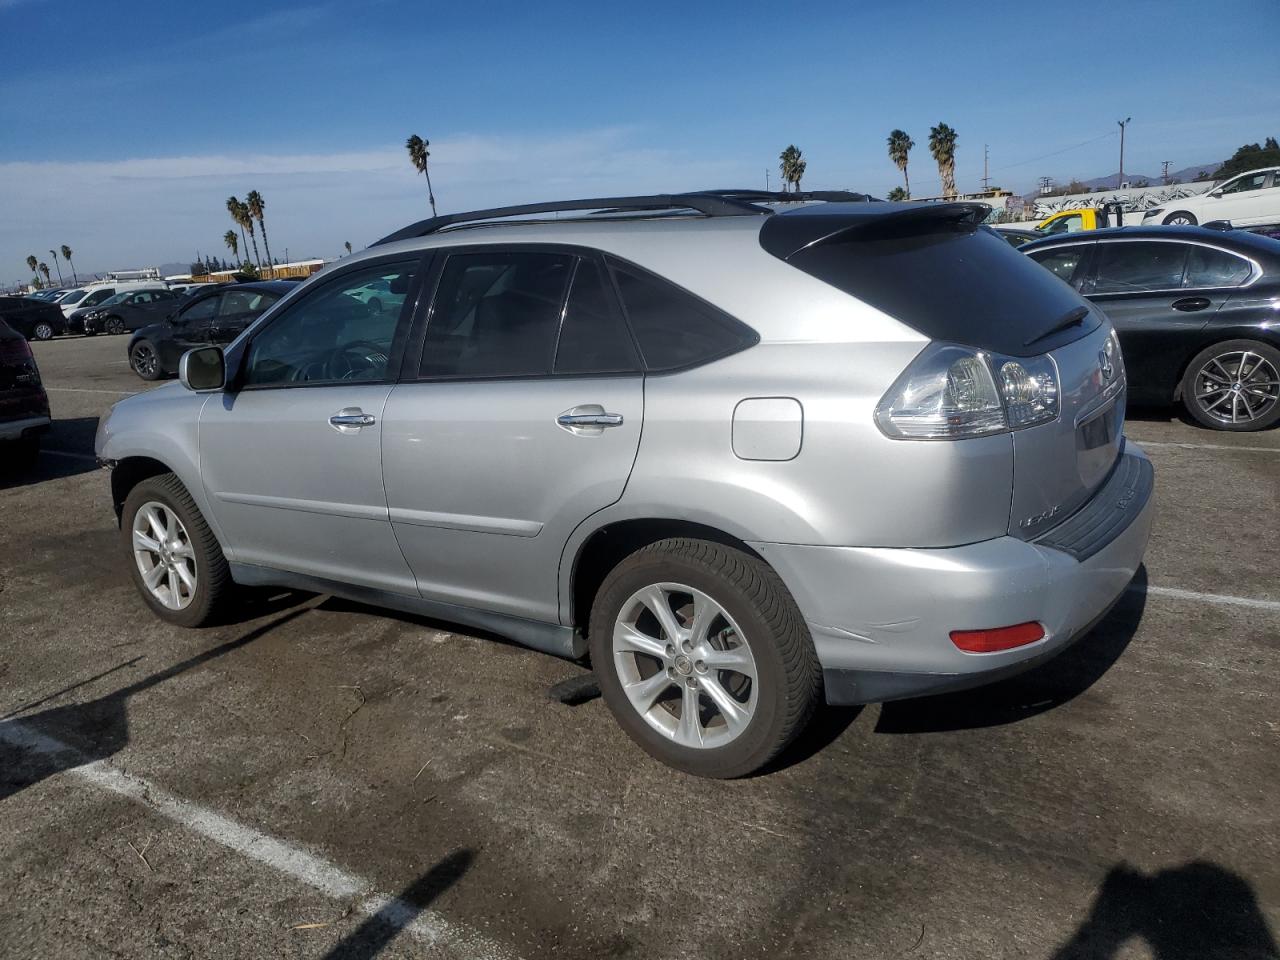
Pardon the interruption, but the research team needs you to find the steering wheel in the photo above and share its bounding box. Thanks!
[328,341,389,380]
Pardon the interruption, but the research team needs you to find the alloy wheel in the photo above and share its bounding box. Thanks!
[33,323,54,340]
[132,501,197,610]
[106,318,125,335]
[1193,351,1279,426]
[612,583,758,749]
[132,344,157,377]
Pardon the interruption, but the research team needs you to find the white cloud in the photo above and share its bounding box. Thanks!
[1,128,753,281]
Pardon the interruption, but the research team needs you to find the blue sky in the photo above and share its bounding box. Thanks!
[2,0,1277,281]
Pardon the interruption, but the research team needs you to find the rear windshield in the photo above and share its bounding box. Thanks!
[768,219,1100,357]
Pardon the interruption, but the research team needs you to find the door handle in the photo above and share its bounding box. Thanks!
[1171,297,1211,312]
[329,408,376,431]
[557,413,624,428]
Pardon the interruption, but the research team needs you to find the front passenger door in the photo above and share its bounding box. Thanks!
[199,258,425,592]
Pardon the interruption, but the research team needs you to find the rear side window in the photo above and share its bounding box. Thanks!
[554,259,639,375]
[181,295,219,322]
[1028,246,1088,285]
[1183,246,1252,288]
[1093,242,1188,293]
[608,260,755,371]
[220,290,276,315]
[420,251,572,379]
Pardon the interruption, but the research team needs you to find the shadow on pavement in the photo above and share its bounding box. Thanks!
[323,850,475,960]
[0,416,100,490]
[1052,861,1280,959]
[0,601,313,803]
[874,566,1148,734]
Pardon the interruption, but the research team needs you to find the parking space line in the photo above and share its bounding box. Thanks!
[44,387,138,396]
[1130,439,1280,454]
[0,721,519,960]
[1132,583,1280,613]
[39,449,97,462]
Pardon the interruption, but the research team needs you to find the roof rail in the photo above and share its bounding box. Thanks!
[370,192,773,247]
[700,189,881,204]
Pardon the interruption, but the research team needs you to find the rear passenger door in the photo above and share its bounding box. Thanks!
[212,288,278,345]
[380,247,644,625]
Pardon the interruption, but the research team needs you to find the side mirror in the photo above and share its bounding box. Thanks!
[1210,189,1223,198]
[179,346,225,392]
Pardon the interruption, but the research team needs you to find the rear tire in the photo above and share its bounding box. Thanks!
[588,538,821,778]
[1181,339,1280,431]
[130,340,163,380]
[121,473,234,627]
[1163,211,1198,226]
[32,322,54,341]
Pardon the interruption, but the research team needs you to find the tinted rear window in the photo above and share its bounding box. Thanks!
[771,222,1099,357]
[608,260,756,371]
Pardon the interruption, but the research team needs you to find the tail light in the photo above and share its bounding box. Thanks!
[875,342,1060,440]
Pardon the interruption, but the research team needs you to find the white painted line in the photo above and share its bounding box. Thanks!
[0,720,518,959]
[39,448,97,462]
[1132,583,1280,613]
[1131,439,1280,454]
[44,387,137,396]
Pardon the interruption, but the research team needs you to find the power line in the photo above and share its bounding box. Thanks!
[987,130,1118,174]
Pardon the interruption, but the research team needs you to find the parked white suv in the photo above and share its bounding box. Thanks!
[1144,167,1280,226]
[96,192,1154,777]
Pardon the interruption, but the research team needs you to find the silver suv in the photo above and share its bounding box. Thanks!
[96,192,1154,778]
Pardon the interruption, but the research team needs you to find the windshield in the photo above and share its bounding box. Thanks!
[101,292,130,306]
[81,289,114,307]
[59,289,87,304]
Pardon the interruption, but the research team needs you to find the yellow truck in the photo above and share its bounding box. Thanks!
[1031,202,1133,235]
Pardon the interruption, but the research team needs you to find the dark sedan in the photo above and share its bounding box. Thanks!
[0,319,51,467]
[81,288,181,336]
[127,281,291,380]
[0,295,66,341]
[1021,226,1280,431]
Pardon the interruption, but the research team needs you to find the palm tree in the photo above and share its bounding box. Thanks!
[245,190,272,276]
[887,129,914,198]
[405,134,437,215]
[226,196,250,268]
[38,262,51,286]
[26,254,38,281]
[48,249,64,286]
[344,241,352,256]
[929,122,959,199]
[779,145,807,192]
[61,245,76,284]
[887,186,908,201]
[224,230,239,264]
[243,211,262,271]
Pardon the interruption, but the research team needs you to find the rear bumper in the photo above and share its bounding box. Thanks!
[0,414,52,442]
[751,445,1154,705]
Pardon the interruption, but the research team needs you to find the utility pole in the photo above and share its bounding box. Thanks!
[982,144,989,192]
[1117,117,1131,189]
[1161,160,1172,184]
[765,168,770,192]
[1038,176,1052,195]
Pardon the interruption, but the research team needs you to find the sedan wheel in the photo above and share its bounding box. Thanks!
[105,317,126,335]
[130,341,162,380]
[1163,211,1197,226]
[32,322,54,341]
[1183,341,1280,431]
[132,501,198,611]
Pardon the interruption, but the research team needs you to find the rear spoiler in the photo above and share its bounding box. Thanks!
[760,202,991,260]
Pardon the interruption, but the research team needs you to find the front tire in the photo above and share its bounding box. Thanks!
[1181,339,1280,431]
[1163,211,1198,226]
[589,538,821,778]
[32,322,55,341]
[130,340,163,380]
[121,473,234,627]
[105,316,125,335]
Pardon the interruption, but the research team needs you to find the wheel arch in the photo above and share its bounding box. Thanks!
[110,455,175,522]
[564,516,766,636]
[1171,329,1280,401]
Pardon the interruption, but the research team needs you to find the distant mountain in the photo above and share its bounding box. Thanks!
[1022,161,1222,202]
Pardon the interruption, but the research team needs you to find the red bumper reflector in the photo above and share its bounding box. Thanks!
[950,621,1045,653]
